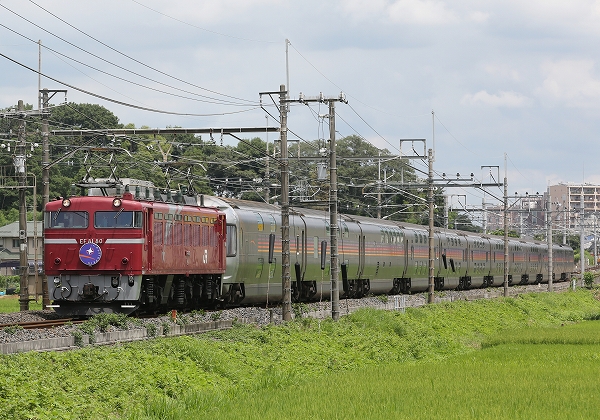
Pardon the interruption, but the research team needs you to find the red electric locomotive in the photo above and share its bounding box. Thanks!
[44,191,226,317]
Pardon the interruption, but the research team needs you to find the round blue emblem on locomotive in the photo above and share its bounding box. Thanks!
[79,243,102,266]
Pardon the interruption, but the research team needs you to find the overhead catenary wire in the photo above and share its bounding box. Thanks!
[128,0,277,44]
[0,23,253,107]
[0,52,260,117]
[3,2,257,105]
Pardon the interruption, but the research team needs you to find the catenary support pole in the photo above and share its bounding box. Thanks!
[329,100,339,320]
[427,148,435,304]
[17,100,29,311]
[503,154,509,297]
[580,189,585,287]
[41,89,50,307]
[548,188,553,292]
[279,85,291,321]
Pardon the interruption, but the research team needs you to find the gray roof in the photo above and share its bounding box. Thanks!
[0,221,43,237]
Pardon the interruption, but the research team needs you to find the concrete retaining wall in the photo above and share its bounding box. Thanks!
[0,320,235,355]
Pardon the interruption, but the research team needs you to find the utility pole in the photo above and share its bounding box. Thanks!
[16,100,29,311]
[40,88,66,308]
[41,89,50,308]
[279,85,292,321]
[265,115,270,203]
[329,99,340,320]
[277,91,347,320]
[427,148,435,304]
[547,188,553,292]
[503,154,509,297]
[580,189,585,286]
[377,152,382,219]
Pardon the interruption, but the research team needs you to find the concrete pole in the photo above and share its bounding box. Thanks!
[41,89,50,307]
[548,189,553,292]
[503,154,509,297]
[265,115,269,203]
[427,149,435,304]
[580,189,585,286]
[16,100,29,311]
[279,85,291,321]
[444,195,449,229]
[329,100,339,320]
[377,152,381,219]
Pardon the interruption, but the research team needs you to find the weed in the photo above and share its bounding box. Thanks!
[292,303,308,318]
[377,295,389,304]
[2,325,23,335]
[72,330,84,347]
[145,323,158,338]
[584,272,595,289]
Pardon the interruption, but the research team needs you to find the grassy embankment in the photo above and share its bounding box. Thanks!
[1,290,600,419]
[0,295,42,312]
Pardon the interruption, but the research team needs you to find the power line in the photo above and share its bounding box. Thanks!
[2,2,256,105]
[128,0,278,44]
[0,52,260,117]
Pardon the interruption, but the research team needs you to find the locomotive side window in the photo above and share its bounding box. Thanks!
[226,224,237,257]
[46,211,88,228]
[94,211,142,228]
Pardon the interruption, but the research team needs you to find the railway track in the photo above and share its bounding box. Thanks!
[0,319,84,330]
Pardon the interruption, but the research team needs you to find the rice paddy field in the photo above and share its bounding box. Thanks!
[2,290,600,419]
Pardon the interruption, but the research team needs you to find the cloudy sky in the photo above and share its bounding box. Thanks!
[1,0,600,212]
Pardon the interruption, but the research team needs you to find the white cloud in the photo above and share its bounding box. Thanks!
[484,64,521,82]
[388,0,458,25]
[537,60,600,108]
[341,0,459,25]
[467,10,489,23]
[461,90,531,107]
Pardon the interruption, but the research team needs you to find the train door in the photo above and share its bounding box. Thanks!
[357,225,365,279]
[291,213,307,278]
[144,207,152,272]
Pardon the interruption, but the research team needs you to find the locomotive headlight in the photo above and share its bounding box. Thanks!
[53,277,61,286]
[62,198,71,208]
[112,198,122,207]
[128,275,134,286]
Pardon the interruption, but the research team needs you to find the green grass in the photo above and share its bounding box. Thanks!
[0,295,43,313]
[2,290,600,419]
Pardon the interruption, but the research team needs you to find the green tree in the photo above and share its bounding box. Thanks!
[488,228,519,237]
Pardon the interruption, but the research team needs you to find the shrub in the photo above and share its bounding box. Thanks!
[584,272,595,289]
[146,323,158,338]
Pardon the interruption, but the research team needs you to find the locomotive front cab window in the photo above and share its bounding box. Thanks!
[226,224,237,257]
[94,211,142,228]
[46,210,89,228]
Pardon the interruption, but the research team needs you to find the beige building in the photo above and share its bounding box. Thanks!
[548,183,600,230]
